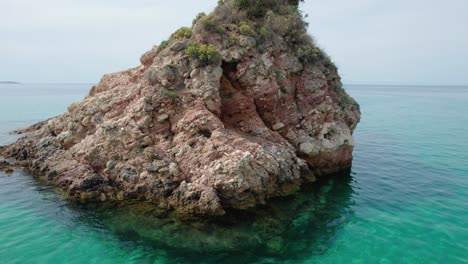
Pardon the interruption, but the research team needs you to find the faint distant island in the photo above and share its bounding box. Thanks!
[0,81,20,84]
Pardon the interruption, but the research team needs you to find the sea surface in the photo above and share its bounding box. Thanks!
[0,83,467,264]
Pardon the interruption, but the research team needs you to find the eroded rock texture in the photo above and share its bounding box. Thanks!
[1,0,360,217]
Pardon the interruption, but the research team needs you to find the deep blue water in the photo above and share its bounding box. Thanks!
[0,84,467,263]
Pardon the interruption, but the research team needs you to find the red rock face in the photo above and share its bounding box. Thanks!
[1,2,360,217]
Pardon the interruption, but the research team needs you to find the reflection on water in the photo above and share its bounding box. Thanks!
[0,167,355,264]
[70,171,355,263]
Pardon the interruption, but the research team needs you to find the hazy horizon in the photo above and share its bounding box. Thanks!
[2,82,467,87]
[1,0,467,85]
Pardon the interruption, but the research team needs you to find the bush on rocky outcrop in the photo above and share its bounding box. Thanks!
[201,14,225,34]
[185,42,222,66]
[234,0,282,19]
[283,13,310,44]
[239,22,255,36]
[233,0,304,19]
[172,27,192,40]
[193,12,207,26]
[309,47,337,69]
[323,58,335,69]
[227,35,239,47]
[213,2,243,24]
[161,88,179,98]
[204,0,315,63]
[158,40,171,50]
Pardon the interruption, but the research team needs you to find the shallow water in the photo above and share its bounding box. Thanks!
[0,84,467,263]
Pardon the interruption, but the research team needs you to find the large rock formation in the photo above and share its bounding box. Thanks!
[0,0,360,217]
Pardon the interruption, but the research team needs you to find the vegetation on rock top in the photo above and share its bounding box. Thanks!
[185,42,222,66]
[154,0,337,71]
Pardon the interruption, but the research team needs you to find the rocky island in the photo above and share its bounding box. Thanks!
[0,0,360,218]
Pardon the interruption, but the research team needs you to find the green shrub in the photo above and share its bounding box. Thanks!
[239,22,255,36]
[294,45,337,69]
[312,47,322,58]
[313,47,335,69]
[249,3,312,55]
[275,69,286,80]
[280,86,290,93]
[333,84,357,110]
[266,12,288,36]
[201,14,225,34]
[193,12,206,26]
[185,42,222,66]
[258,25,275,42]
[161,88,179,98]
[323,58,336,69]
[176,82,186,91]
[295,44,314,62]
[282,13,311,46]
[227,35,239,47]
[288,0,305,6]
[158,40,171,50]
[233,0,278,19]
[172,27,192,39]
[233,0,304,19]
[214,1,245,24]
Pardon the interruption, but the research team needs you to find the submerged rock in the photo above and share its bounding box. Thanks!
[0,0,360,217]
[74,171,354,261]
[0,160,14,174]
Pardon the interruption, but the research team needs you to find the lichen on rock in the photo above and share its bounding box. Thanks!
[0,0,360,217]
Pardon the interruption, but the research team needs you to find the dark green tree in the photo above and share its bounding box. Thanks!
[287,0,304,6]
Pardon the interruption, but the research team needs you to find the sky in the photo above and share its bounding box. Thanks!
[0,0,467,85]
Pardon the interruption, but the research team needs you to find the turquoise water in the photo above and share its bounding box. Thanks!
[0,84,467,263]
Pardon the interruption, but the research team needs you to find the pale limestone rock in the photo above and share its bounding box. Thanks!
[272,123,285,131]
[157,114,169,122]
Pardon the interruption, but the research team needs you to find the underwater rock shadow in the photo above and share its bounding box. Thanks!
[70,169,356,264]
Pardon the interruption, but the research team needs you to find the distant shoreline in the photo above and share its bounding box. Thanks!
[0,81,20,84]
